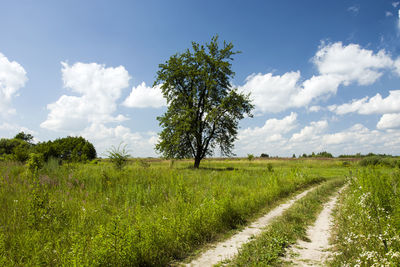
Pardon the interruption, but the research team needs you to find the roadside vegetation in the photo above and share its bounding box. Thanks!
[330,168,400,266]
[0,158,337,266]
[224,177,345,266]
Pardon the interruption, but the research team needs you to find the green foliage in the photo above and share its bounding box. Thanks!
[247,154,254,161]
[0,134,96,164]
[260,153,269,158]
[0,137,32,162]
[301,151,334,158]
[0,159,332,266]
[267,163,274,172]
[107,143,130,170]
[26,153,44,172]
[35,136,96,162]
[154,35,254,168]
[14,131,34,143]
[359,155,400,168]
[330,169,400,266]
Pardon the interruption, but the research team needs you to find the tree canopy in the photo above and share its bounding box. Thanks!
[0,133,96,163]
[154,36,254,168]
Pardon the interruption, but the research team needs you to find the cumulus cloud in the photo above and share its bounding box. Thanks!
[393,2,400,8]
[0,53,28,116]
[377,113,400,129]
[329,90,400,115]
[122,82,166,108]
[290,120,328,142]
[236,113,298,154]
[236,118,400,157]
[79,123,158,157]
[313,42,393,85]
[386,11,393,17]
[41,62,130,131]
[239,112,297,139]
[239,72,301,113]
[239,42,397,114]
[40,62,160,156]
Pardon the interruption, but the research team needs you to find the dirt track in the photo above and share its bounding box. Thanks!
[283,186,345,266]
[186,186,318,267]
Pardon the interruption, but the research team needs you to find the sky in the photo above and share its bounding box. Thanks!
[1,0,400,157]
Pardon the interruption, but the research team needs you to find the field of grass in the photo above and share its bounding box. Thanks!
[330,168,400,266]
[0,158,350,266]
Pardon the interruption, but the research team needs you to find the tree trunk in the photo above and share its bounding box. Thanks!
[194,156,201,168]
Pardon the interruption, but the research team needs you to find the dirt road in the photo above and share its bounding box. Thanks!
[186,186,318,267]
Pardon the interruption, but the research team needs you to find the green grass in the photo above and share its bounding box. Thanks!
[0,158,348,266]
[329,168,400,266]
[225,177,345,266]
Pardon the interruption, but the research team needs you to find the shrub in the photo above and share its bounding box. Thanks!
[107,143,130,170]
[26,153,44,172]
[247,154,254,161]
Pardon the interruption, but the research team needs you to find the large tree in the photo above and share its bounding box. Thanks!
[154,36,254,168]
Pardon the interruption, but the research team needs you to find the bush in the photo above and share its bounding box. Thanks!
[26,153,44,172]
[260,153,269,158]
[247,154,254,161]
[107,143,130,170]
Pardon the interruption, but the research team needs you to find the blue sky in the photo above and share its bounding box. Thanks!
[1,0,400,157]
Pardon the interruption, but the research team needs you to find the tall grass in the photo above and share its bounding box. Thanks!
[0,159,340,266]
[330,168,400,266]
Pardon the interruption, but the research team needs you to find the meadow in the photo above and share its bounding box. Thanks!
[0,158,349,266]
[1,157,398,266]
[330,167,400,266]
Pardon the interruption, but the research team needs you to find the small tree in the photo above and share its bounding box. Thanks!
[154,36,254,168]
[247,154,254,161]
[15,131,34,144]
[107,143,130,170]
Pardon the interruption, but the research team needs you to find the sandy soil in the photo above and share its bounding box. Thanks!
[186,186,318,267]
[283,186,345,266]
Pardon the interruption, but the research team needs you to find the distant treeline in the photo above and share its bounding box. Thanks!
[0,132,96,163]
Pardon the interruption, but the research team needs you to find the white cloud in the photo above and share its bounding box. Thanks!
[329,90,400,115]
[239,42,398,114]
[395,58,400,75]
[40,62,159,157]
[122,82,166,108]
[313,42,393,86]
[41,62,130,131]
[239,112,297,139]
[309,106,321,112]
[0,53,27,116]
[393,2,400,8]
[80,123,158,157]
[236,113,297,153]
[239,72,301,113]
[377,113,400,129]
[386,11,393,17]
[236,119,400,157]
[290,120,328,142]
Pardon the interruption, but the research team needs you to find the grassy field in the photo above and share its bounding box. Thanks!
[0,158,358,265]
[330,168,400,266]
